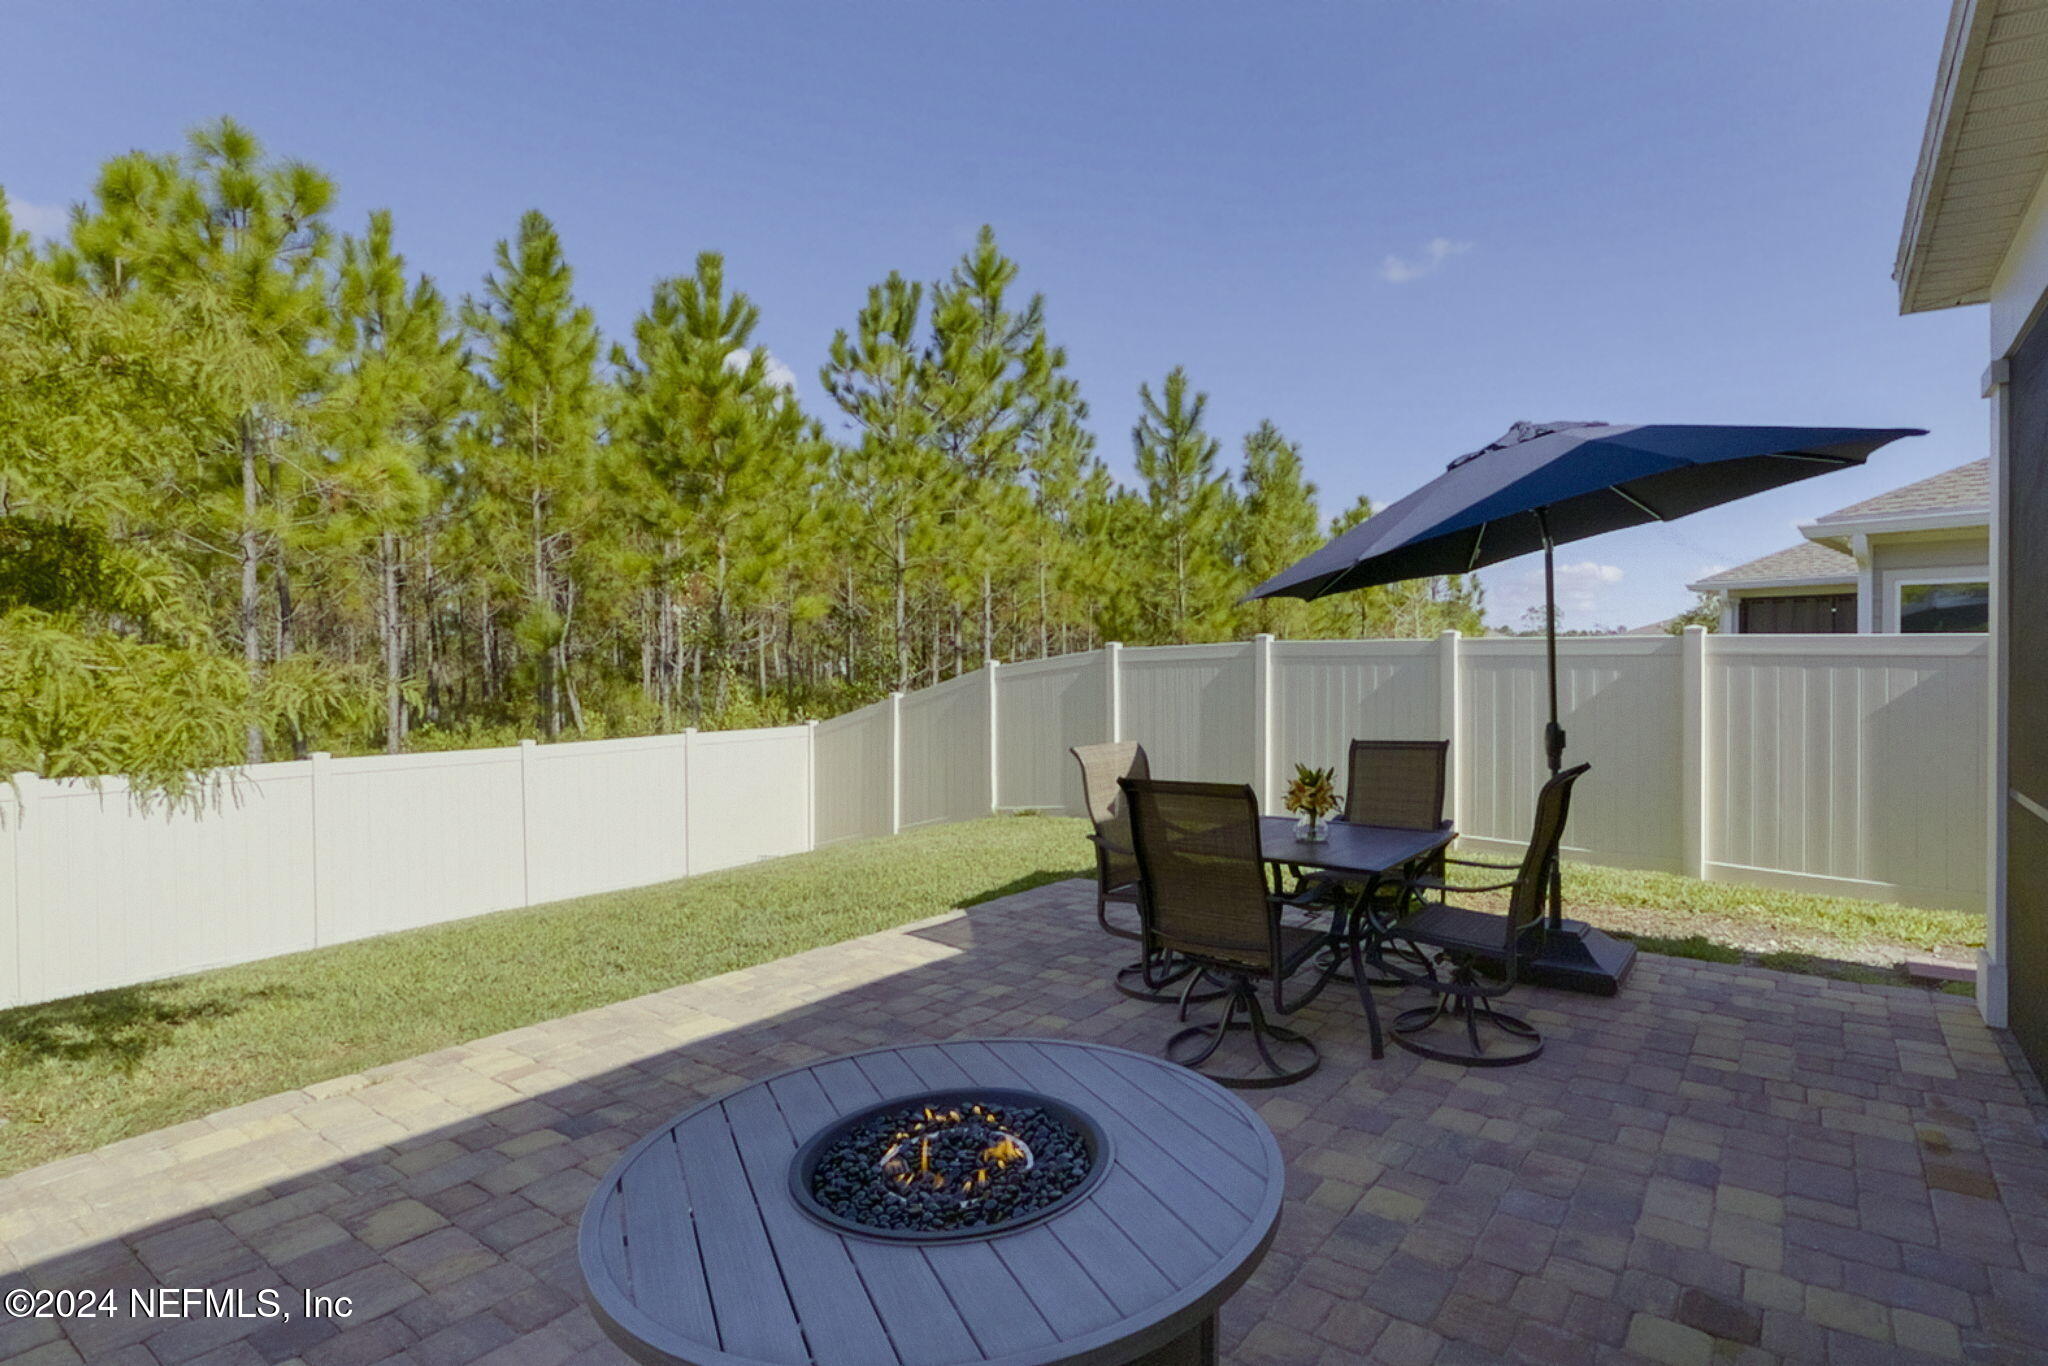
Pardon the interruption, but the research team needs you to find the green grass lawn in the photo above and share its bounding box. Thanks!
[0,815,1983,1178]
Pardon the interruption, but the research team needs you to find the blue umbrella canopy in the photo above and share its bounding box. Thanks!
[1247,421,1927,601]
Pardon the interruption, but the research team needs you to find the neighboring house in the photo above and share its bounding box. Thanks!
[1685,459,1989,634]
[1896,0,2048,1073]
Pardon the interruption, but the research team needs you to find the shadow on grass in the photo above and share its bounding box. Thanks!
[955,867,1090,910]
[0,982,289,1071]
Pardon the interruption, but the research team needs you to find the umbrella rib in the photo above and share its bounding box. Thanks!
[1613,486,1666,521]
[1465,521,1487,572]
[1773,451,1861,466]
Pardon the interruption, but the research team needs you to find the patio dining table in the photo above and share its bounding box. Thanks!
[1257,816,1455,1057]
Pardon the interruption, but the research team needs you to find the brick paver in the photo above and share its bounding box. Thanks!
[2,881,2043,1364]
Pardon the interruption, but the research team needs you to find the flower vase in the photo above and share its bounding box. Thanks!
[1294,811,1329,843]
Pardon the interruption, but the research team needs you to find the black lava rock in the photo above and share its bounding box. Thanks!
[807,1098,1093,1236]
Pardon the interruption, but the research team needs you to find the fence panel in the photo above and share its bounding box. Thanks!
[1459,637,1685,871]
[996,656,1107,813]
[12,768,318,1006]
[525,735,691,903]
[323,750,526,943]
[1121,643,1255,784]
[813,702,891,845]
[901,674,985,827]
[1270,641,1441,791]
[0,633,1992,1011]
[1711,635,1987,907]
[686,727,812,873]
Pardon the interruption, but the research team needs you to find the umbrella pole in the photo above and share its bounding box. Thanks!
[1537,508,1564,775]
[1536,507,1567,939]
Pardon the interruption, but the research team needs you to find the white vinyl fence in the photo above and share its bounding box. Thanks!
[0,629,1988,1009]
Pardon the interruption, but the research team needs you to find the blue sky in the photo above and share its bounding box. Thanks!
[1,1,1983,631]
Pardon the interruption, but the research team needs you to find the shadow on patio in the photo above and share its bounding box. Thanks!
[0,877,2043,1366]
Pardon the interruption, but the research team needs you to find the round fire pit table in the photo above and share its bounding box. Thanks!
[579,1038,1285,1366]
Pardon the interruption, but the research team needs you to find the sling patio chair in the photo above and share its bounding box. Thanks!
[1370,763,1590,1067]
[1290,738,1450,910]
[1286,739,1451,982]
[1120,776,1338,1088]
[1069,742,1223,1004]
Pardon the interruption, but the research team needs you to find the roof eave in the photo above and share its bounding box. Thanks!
[1801,508,1990,541]
[1896,0,2001,315]
[1686,574,1859,595]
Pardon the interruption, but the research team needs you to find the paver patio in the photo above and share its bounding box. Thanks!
[0,878,2043,1366]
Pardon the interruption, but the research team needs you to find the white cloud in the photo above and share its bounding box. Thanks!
[8,199,67,240]
[1380,236,1472,284]
[724,346,797,391]
[1488,559,1627,630]
[1551,560,1624,611]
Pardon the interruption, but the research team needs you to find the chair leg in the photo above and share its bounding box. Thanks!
[1388,960,1543,1068]
[1165,975,1320,1088]
[1117,953,1229,1005]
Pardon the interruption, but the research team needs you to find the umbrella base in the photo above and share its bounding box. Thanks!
[1518,919,1637,997]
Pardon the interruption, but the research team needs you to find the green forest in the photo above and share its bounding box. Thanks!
[0,119,1482,797]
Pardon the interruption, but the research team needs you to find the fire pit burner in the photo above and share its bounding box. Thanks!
[789,1087,1110,1241]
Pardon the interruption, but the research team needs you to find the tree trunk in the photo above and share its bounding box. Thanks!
[269,446,295,667]
[893,527,910,691]
[532,491,557,739]
[381,529,406,754]
[239,415,265,765]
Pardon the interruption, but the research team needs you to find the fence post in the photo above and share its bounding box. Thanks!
[888,692,905,835]
[1252,634,1275,813]
[1680,625,1709,879]
[805,719,819,852]
[681,728,697,877]
[518,739,537,906]
[984,660,1001,815]
[309,752,333,947]
[1105,642,1124,742]
[1438,631,1464,834]
[4,772,34,1010]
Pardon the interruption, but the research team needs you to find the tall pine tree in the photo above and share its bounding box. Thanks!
[460,210,602,739]
[1233,420,1322,637]
[614,251,822,720]
[1132,367,1234,643]
[325,209,466,751]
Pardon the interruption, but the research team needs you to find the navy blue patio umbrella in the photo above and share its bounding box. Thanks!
[1247,420,1926,773]
[1246,419,1924,994]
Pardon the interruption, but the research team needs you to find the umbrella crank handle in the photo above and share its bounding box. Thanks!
[1544,721,1566,773]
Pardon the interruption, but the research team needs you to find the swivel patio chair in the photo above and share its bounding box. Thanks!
[1373,763,1589,1067]
[1070,742,1223,1004]
[1120,777,1336,1088]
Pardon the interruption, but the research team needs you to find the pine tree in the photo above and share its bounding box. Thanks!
[56,118,336,761]
[1234,420,1322,637]
[325,209,467,751]
[1132,367,1234,643]
[821,272,954,688]
[461,210,602,739]
[613,252,822,721]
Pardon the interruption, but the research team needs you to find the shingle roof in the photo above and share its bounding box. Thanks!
[1812,459,1989,523]
[1689,542,1858,590]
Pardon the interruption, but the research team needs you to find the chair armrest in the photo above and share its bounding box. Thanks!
[1443,855,1521,873]
[1401,875,1519,895]
[1087,831,1134,857]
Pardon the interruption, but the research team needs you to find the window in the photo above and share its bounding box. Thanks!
[1898,580,1989,633]
[1738,593,1857,634]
